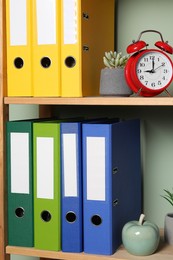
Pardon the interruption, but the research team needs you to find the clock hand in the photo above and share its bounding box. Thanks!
[144,61,155,73]
[144,70,152,72]
[144,69,155,73]
[152,60,155,70]
[144,63,165,73]
[154,63,165,71]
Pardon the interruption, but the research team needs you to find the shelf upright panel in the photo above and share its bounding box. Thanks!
[0,0,9,259]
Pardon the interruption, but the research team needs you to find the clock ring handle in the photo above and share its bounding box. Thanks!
[127,30,173,54]
[136,30,164,42]
[136,30,173,54]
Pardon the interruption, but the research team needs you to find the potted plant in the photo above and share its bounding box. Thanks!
[99,51,133,96]
[161,188,173,244]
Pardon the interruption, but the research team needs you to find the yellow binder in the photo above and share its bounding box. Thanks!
[6,0,32,96]
[61,0,114,97]
[32,0,61,97]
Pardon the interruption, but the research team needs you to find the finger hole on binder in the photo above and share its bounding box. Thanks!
[15,207,25,218]
[66,211,77,223]
[41,57,51,68]
[41,210,52,222]
[113,199,119,206]
[83,45,89,51]
[113,167,118,174]
[83,13,89,20]
[91,215,102,226]
[65,56,76,68]
[14,57,24,69]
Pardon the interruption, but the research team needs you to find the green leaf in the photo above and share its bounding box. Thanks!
[119,57,124,66]
[113,51,117,58]
[105,52,111,60]
[161,188,173,206]
[103,51,129,68]
[109,60,115,67]
[103,57,112,68]
[161,195,173,206]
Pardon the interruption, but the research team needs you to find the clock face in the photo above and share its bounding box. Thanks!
[136,51,173,90]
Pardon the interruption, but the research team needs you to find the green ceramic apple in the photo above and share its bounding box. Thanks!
[122,214,160,256]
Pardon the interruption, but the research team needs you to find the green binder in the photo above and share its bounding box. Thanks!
[33,122,61,251]
[6,120,34,247]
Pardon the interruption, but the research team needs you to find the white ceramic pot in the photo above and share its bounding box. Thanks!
[99,67,133,96]
[164,213,173,244]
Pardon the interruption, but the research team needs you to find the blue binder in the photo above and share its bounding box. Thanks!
[82,119,141,255]
[61,122,83,252]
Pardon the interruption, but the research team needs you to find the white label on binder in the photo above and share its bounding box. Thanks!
[63,0,77,44]
[10,0,27,46]
[36,137,54,199]
[36,0,56,45]
[63,134,77,197]
[86,137,105,201]
[11,133,29,194]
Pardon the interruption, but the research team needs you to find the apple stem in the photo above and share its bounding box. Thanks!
[139,214,145,225]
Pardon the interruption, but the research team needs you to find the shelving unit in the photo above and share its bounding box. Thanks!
[1,1,173,260]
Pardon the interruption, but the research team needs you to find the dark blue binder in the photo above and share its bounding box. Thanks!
[82,119,141,255]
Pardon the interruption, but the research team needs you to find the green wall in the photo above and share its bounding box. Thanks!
[116,0,173,54]
[8,0,173,259]
[9,105,39,121]
[11,256,38,260]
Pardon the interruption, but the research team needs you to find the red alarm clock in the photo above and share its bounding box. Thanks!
[125,30,173,97]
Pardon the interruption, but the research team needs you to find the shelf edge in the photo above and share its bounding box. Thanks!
[4,97,173,106]
[6,246,119,260]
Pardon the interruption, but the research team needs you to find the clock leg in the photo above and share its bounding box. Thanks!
[164,89,172,97]
[134,87,143,96]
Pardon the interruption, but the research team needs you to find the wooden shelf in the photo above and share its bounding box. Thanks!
[6,236,173,260]
[4,96,173,106]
